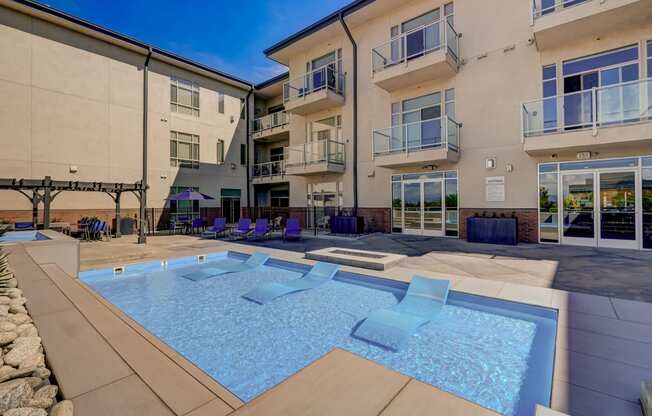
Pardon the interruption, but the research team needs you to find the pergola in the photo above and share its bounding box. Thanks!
[0,176,145,238]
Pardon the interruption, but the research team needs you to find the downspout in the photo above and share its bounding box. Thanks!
[139,47,152,244]
[339,13,358,215]
[245,87,254,213]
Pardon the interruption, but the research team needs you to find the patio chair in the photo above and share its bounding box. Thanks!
[231,218,253,239]
[249,218,271,240]
[283,218,302,241]
[243,262,340,304]
[316,215,330,232]
[181,252,270,281]
[13,222,33,231]
[271,216,283,232]
[201,218,227,239]
[353,276,450,351]
[191,218,205,234]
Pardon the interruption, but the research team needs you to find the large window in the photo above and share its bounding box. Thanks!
[270,190,289,208]
[542,64,557,132]
[539,164,560,243]
[644,157,652,249]
[170,78,200,117]
[170,131,200,169]
[310,116,342,141]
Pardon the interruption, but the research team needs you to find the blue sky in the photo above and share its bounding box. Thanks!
[39,0,352,83]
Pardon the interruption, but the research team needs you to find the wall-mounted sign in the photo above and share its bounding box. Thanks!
[486,176,505,202]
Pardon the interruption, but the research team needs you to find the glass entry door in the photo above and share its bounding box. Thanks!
[402,179,444,236]
[561,170,639,248]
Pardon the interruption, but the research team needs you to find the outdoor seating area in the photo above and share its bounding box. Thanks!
[195,217,304,242]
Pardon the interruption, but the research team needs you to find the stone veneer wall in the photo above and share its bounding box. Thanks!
[0,240,73,416]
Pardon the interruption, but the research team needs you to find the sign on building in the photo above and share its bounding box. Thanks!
[486,176,505,202]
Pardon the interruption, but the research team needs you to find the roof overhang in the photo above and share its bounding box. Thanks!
[1,0,254,90]
[255,72,289,99]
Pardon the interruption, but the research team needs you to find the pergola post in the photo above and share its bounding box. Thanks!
[114,191,122,238]
[43,176,52,229]
[31,192,39,229]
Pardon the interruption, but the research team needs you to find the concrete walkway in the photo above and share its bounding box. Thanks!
[81,234,652,303]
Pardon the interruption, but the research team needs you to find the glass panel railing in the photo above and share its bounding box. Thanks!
[372,116,460,156]
[284,139,346,167]
[252,111,288,133]
[532,0,591,19]
[522,78,651,138]
[372,19,459,73]
[283,65,345,103]
[252,160,285,178]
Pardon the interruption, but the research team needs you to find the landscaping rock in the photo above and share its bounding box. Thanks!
[29,369,48,381]
[0,379,33,413]
[22,378,45,391]
[0,306,9,316]
[4,407,47,416]
[4,340,41,367]
[8,299,25,308]
[8,307,26,316]
[24,386,57,409]
[0,368,36,384]
[0,299,10,306]
[0,324,16,334]
[18,355,43,370]
[0,334,17,347]
[7,316,29,327]
[14,327,35,339]
[48,401,72,416]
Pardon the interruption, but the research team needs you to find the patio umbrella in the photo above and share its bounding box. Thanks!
[167,188,215,201]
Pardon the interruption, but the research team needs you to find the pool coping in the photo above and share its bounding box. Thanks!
[12,235,652,415]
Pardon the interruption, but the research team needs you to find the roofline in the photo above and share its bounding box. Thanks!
[263,0,375,57]
[255,71,289,89]
[7,0,254,89]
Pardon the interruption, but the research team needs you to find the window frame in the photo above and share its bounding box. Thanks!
[170,131,200,169]
[216,140,225,165]
[170,77,200,117]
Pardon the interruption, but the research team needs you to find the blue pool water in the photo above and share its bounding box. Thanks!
[0,231,49,243]
[80,252,557,416]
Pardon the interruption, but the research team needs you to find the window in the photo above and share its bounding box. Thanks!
[240,98,245,120]
[270,190,289,208]
[170,78,200,117]
[218,92,225,114]
[444,88,455,120]
[310,116,342,141]
[240,143,247,165]
[542,64,557,131]
[270,147,284,162]
[170,131,200,169]
[216,140,224,165]
[391,92,442,150]
[169,186,200,220]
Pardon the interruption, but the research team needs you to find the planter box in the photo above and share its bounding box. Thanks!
[466,217,518,245]
[330,216,365,235]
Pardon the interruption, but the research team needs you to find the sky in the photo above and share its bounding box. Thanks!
[38,0,353,83]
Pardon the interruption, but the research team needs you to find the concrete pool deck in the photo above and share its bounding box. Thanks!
[8,234,652,415]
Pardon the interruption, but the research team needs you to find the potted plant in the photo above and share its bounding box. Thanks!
[466,211,518,245]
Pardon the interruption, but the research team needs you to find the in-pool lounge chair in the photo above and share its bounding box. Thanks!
[231,218,253,239]
[202,218,227,239]
[181,252,270,281]
[283,218,302,240]
[243,262,340,304]
[249,218,271,240]
[353,276,450,351]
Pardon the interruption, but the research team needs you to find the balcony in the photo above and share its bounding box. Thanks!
[252,111,289,141]
[283,66,345,115]
[531,0,650,50]
[252,160,287,184]
[284,139,345,176]
[522,78,652,155]
[371,20,459,92]
[372,117,460,168]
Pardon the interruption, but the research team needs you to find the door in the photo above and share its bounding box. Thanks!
[402,180,444,236]
[561,173,596,246]
[598,171,638,249]
[222,197,240,224]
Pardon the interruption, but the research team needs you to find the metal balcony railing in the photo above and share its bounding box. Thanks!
[252,160,286,178]
[372,117,460,156]
[531,0,591,19]
[283,65,345,103]
[284,139,345,167]
[522,78,652,138]
[371,19,459,74]
[252,111,289,134]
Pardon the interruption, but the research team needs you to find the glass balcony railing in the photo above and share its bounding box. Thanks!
[372,19,459,74]
[284,139,345,167]
[252,160,286,178]
[372,117,460,157]
[522,78,652,137]
[532,0,591,19]
[252,111,288,134]
[283,65,345,103]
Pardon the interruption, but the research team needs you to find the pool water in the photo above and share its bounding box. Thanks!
[0,231,49,243]
[80,252,557,416]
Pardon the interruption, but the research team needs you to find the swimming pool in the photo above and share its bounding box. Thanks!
[80,251,557,416]
[0,231,50,243]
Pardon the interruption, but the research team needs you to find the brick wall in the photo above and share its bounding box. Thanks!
[459,208,539,243]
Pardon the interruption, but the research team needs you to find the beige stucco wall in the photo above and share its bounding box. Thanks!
[277,0,652,212]
[0,5,249,213]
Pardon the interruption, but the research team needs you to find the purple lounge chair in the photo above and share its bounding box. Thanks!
[201,218,227,239]
[283,218,301,240]
[231,218,253,239]
[249,218,271,240]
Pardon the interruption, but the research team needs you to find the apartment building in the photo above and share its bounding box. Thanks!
[0,0,253,228]
[256,0,652,249]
